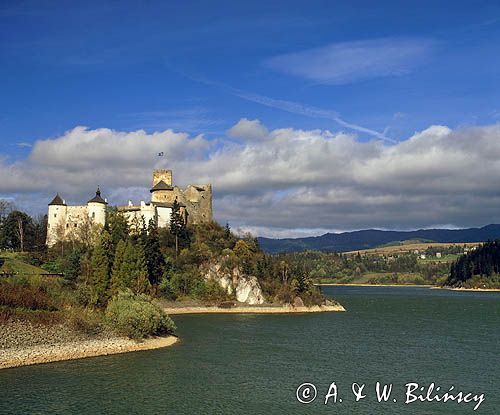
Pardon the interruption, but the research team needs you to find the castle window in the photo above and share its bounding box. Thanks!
[74,224,78,228]
[66,224,69,228]
[92,212,95,218]
[54,214,57,218]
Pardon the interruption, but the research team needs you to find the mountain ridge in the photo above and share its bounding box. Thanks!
[257,224,500,253]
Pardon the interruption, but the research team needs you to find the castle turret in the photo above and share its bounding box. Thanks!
[150,170,175,203]
[87,187,107,225]
[47,194,67,246]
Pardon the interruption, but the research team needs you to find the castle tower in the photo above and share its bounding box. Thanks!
[150,169,175,203]
[87,187,107,225]
[153,169,172,186]
[47,194,67,246]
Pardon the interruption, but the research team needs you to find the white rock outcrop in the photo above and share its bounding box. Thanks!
[203,261,265,305]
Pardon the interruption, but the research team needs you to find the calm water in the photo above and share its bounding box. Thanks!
[0,286,499,414]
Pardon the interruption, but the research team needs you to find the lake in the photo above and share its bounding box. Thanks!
[0,286,498,414]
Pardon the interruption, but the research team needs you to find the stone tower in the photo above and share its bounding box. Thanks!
[150,169,175,203]
[46,194,67,246]
[86,187,107,224]
[149,169,212,224]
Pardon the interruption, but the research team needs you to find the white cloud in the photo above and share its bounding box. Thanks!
[264,37,436,85]
[227,118,269,141]
[2,121,500,237]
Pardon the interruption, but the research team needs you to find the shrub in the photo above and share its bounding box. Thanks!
[67,308,104,335]
[192,279,231,304]
[0,281,56,310]
[169,268,202,297]
[105,290,176,339]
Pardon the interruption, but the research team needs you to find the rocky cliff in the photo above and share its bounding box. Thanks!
[202,261,265,305]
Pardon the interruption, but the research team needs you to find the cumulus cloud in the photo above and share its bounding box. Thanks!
[227,118,269,141]
[1,120,500,236]
[264,37,436,85]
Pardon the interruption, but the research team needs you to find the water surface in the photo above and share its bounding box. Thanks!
[0,286,498,414]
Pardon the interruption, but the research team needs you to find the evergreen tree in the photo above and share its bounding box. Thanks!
[110,239,127,296]
[107,208,130,250]
[144,219,165,286]
[90,230,113,306]
[170,198,187,256]
[120,240,137,288]
[65,248,82,283]
[132,241,150,294]
[447,240,500,286]
[224,222,231,238]
[0,211,36,251]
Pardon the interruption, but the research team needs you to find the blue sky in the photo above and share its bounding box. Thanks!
[2,1,500,236]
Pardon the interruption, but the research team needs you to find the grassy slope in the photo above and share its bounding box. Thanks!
[0,252,47,275]
[344,241,480,256]
[318,272,427,285]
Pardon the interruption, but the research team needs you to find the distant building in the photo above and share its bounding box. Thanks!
[436,252,442,258]
[46,169,212,246]
[420,254,426,259]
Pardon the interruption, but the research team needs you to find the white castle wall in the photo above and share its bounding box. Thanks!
[46,203,106,247]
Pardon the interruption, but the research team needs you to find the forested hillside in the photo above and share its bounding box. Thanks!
[446,240,500,288]
[258,225,500,253]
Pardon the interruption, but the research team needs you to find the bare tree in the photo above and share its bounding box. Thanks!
[54,220,67,256]
[75,215,101,251]
[15,216,24,252]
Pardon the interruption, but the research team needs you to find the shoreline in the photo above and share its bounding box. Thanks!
[164,304,345,315]
[317,283,500,292]
[0,335,178,370]
[316,283,434,287]
[431,286,500,292]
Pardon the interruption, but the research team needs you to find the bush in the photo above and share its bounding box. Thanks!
[67,308,104,335]
[169,268,203,297]
[192,279,231,304]
[0,281,56,310]
[105,290,176,339]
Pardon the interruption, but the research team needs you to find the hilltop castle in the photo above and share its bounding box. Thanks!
[46,169,212,246]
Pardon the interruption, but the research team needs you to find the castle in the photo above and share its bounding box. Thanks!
[46,169,212,246]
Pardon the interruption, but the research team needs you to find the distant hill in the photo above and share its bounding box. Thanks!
[257,224,500,253]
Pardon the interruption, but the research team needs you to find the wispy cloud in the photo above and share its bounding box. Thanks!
[264,37,437,85]
[179,72,396,143]
[231,90,397,143]
[122,107,224,134]
[16,142,32,148]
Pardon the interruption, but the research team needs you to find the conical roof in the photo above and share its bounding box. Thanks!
[87,187,107,204]
[48,194,66,206]
[150,180,173,192]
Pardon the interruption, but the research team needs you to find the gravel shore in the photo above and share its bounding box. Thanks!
[164,304,345,315]
[0,321,178,370]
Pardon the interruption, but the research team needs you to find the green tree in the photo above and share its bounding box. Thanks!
[89,230,113,306]
[0,210,36,251]
[170,198,188,256]
[132,241,150,294]
[144,219,165,287]
[110,239,127,296]
[65,248,82,283]
[120,241,137,287]
[106,208,129,250]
